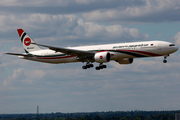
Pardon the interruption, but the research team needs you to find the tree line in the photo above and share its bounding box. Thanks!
[0,110,179,120]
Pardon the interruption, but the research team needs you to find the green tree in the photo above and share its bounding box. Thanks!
[167,115,174,120]
[93,115,102,120]
[76,117,85,120]
[84,115,92,120]
[55,118,63,120]
[66,117,74,120]
[120,117,128,120]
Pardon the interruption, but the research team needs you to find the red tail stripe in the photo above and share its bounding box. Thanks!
[17,29,24,38]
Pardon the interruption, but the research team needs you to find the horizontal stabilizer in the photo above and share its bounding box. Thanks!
[5,53,33,57]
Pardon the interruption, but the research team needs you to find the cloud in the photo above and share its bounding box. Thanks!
[82,0,180,23]
[74,19,149,42]
[0,0,145,15]
[174,31,180,46]
[1,54,180,113]
[0,14,149,47]
[0,0,71,7]
[156,31,162,37]
[3,68,45,86]
[3,54,180,91]
[0,0,180,24]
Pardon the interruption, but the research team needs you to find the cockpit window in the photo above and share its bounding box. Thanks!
[169,44,175,46]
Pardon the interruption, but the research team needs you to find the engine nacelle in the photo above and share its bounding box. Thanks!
[117,58,133,64]
[94,52,111,63]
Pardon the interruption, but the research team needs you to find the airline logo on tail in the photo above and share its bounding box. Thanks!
[24,38,31,46]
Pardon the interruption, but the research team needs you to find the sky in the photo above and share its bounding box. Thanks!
[0,0,180,114]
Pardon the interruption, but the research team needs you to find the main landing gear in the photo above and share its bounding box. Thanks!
[95,63,107,70]
[82,63,107,70]
[163,54,169,63]
[82,63,94,69]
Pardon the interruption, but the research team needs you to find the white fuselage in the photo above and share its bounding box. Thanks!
[19,41,178,64]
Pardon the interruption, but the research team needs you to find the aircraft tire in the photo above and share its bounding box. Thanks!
[103,65,107,68]
[99,66,104,69]
[82,66,87,69]
[86,65,91,68]
[90,64,94,67]
[163,60,167,63]
[96,66,100,70]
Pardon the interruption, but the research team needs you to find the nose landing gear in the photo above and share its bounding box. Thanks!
[163,54,169,63]
[163,59,167,63]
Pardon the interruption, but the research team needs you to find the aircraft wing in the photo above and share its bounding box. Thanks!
[32,43,95,56]
[5,53,34,57]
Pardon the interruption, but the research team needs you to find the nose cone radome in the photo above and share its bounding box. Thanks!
[171,45,178,53]
[175,46,178,52]
[168,43,178,53]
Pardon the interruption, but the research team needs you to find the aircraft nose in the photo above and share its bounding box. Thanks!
[169,43,178,52]
[172,45,178,53]
[175,46,178,51]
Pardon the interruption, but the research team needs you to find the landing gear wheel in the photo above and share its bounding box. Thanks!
[163,60,167,63]
[86,64,91,68]
[82,66,87,69]
[95,63,107,70]
[99,65,104,69]
[82,63,94,70]
[90,64,94,67]
[102,65,107,68]
[96,66,100,70]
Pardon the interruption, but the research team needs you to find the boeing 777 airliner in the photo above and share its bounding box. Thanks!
[6,29,178,70]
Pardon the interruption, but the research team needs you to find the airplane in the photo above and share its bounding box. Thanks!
[5,29,178,70]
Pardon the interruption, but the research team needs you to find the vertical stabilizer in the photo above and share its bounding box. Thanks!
[17,29,41,53]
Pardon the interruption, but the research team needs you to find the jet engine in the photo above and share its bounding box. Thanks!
[94,52,110,63]
[117,58,133,64]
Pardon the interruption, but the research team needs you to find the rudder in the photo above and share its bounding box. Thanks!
[17,29,41,53]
